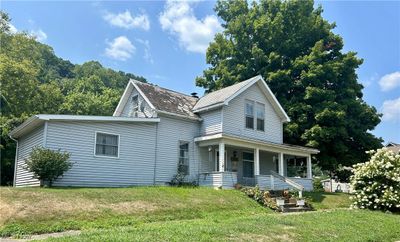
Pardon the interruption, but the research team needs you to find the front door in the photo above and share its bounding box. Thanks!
[242,152,254,178]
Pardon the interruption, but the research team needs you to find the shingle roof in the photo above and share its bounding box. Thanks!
[192,76,260,111]
[133,80,199,119]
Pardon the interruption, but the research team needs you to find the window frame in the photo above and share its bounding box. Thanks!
[178,141,190,175]
[245,100,255,130]
[94,131,120,159]
[256,102,265,131]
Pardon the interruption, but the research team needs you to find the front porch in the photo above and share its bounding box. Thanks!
[196,134,318,191]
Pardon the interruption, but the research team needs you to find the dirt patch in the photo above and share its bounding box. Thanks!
[231,232,294,241]
[2,230,81,241]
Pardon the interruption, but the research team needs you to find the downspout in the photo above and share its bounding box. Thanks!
[9,135,18,187]
[153,122,159,185]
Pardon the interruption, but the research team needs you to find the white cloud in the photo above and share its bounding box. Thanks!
[382,97,400,122]
[30,29,47,42]
[159,0,222,54]
[103,10,150,31]
[136,39,153,64]
[379,71,400,91]
[105,36,135,61]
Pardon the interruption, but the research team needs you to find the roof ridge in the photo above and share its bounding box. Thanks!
[131,79,198,100]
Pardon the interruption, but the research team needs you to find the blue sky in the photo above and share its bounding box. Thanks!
[3,0,399,144]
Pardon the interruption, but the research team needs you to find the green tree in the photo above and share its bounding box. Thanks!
[197,0,382,170]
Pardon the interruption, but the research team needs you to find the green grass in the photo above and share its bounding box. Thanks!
[1,187,399,242]
[304,191,352,210]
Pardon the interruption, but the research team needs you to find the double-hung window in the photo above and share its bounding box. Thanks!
[95,132,119,158]
[178,141,189,175]
[256,103,265,131]
[245,100,254,129]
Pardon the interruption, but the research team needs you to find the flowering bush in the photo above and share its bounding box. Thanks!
[350,148,400,212]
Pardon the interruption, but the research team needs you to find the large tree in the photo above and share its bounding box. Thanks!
[196,0,382,170]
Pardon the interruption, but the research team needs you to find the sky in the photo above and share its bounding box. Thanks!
[2,0,399,144]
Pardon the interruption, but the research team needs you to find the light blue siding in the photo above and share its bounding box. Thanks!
[46,121,158,187]
[15,126,44,187]
[155,115,200,184]
[200,109,222,135]
[223,83,283,143]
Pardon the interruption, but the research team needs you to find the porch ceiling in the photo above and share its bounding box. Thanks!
[194,133,319,156]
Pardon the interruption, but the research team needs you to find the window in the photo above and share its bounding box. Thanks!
[95,132,119,158]
[256,103,265,131]
[242,152,254,178]
[178,141,189,175]
[245,100,254,129]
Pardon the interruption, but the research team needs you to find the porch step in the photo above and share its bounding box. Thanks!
[281,206,313,213]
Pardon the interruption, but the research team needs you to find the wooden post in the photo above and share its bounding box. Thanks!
[278,152,284,176]
[254,148,260,176]
[219,142,225,172]
[307,155,312,179]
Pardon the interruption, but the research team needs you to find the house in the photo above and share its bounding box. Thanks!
[385,142,400,153]
[10,75,319,190]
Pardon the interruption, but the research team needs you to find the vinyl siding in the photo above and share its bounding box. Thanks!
[155,115,200,184]
[199,172,237,189]
[223,83,283,143]
[199,109,222,135]
[15,126,44,187]
[46,121,157,187]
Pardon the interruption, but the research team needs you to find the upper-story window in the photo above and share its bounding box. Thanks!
[95,132,119,158]
[256,103,265,131]
[245,100,254,129]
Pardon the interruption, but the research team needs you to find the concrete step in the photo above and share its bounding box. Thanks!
[281,206,313,213]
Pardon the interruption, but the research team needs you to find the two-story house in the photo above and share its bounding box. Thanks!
[10,75,319,190]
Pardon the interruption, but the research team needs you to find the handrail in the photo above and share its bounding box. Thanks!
[270,170,304,191]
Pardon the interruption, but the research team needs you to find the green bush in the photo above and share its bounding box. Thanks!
[25,147,72,187]
[350,148,400,212]
[313,178,324,192]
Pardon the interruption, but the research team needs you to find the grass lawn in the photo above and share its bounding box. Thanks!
[1,187,399,241]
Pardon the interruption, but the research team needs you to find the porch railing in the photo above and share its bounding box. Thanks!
[270,170,304,198]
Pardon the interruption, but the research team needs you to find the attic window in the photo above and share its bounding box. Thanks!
[131,95,139,109]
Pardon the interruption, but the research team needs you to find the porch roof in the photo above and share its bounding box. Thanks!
[194,133,319,155]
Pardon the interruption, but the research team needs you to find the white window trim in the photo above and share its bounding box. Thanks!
[255,102,265,132]
[94,131,120,159]
[178,140,190,174]
[245,99,255,130]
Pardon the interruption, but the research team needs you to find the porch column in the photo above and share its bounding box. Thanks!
[307,155,312,179]
[278,152,284,176]
[254,148,260,176]
[218,142,225,172]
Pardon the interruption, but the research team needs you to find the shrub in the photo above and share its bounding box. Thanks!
[350,148,400,212]
[169,169,198,187]
[25,147,72,187]
[313,178,324,192]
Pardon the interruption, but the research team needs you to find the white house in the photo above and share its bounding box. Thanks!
[10,75,319,190]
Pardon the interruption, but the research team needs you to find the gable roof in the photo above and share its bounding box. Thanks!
[113,80,199,120]
[192,75,290,122]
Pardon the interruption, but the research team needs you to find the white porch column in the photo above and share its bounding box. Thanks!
[307,155,312,179]
[254,148,260,176]
[278,152,284,176]
[218,142,225,172]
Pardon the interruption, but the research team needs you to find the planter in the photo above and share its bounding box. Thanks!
[276,198,285,206]
[296,199,305,207]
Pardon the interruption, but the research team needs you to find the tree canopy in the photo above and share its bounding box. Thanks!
[196,0,382,170]
[0,11,146,185]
